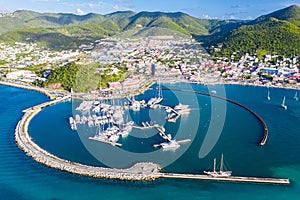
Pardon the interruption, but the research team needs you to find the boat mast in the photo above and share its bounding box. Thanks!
[213,158,216,172]
[220,154,224,172]
[282,96,286,105]
[158,79,162,99]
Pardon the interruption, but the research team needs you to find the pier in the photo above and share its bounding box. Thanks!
[160,88,269,146]
[88,136,123,147]
[158,173,290,185]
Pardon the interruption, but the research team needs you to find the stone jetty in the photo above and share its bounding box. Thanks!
[15,95,161,181]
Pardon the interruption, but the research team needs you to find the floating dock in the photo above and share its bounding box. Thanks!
[88,136,122,147]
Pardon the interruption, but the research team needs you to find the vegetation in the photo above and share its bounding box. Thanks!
[0,9,238,49]
[73,64,100,93]
[211,18,300,58]
[40,62,79,91]
[0,5,299,57]
[209,5,300,58]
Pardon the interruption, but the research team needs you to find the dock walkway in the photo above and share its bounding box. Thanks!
[159,173,290,185]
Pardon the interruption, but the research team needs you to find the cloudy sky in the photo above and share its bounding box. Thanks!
[0,0,299,20]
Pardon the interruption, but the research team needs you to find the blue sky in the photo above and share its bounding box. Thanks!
[0,0,299,19]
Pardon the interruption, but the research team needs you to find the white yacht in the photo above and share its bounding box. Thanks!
[108,134,119,143]
[69,117,77,130]
[204,154,232,178]
[161,140,180,150]
[130,100,141,111]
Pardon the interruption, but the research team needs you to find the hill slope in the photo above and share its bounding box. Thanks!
[0,5,299,57]
[209,5,300,57]
[254,5,300,27]
[0,10,105,35]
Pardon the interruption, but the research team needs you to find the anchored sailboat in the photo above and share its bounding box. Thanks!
[267,91,270,101]
[294,92,298,101]
[281,96,287,110]
[204,154,232,177]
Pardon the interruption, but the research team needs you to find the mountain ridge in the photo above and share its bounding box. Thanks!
[0,5,299,56]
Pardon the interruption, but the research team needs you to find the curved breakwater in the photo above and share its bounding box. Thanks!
[15,96,161,181]
[160,88,269,146]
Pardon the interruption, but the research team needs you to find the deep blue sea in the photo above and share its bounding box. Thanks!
[1,83,300,200]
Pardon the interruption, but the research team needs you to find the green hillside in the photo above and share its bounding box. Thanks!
[104,11,136,29]
[209,5,300,58]
[254,5,300,27]
[115,27,190,39]
[124,11,209,36]
[211,18,300,58]
[0,5,299,57]
[0,22,119,50]
[0,10,105,35]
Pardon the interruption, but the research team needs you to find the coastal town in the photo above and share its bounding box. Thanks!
[0,35,299,93]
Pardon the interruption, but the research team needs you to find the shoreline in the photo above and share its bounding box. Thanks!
[0,80,59,100]
[1,78,298,103]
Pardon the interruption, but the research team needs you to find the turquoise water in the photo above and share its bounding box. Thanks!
[1,83,300,199]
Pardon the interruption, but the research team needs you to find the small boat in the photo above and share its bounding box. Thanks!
[294,92,298,101]
[281,96,287,110]
[267,91,270,101]
[69,117,77,130]
[161,140,180,150]
[204,154,232,178]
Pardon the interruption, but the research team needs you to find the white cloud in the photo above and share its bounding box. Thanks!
[202,14,218,19]
[113,5,120,10]
[76,8,85,15]
[202,14,211,19]
[229,15,236,19]
[88,3,94,9]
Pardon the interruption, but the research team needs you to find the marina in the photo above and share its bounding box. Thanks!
[13,88,290,185]
[69,83,191,149]
[15,100,290,184]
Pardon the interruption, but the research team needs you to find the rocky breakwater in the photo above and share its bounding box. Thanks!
[15,98,161,181]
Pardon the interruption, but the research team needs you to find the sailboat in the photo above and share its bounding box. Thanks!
[294,92,298,101]
[148,81,163,107]
[267,91,270,101]
[281,96,287,110]
[204,154,232,178]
